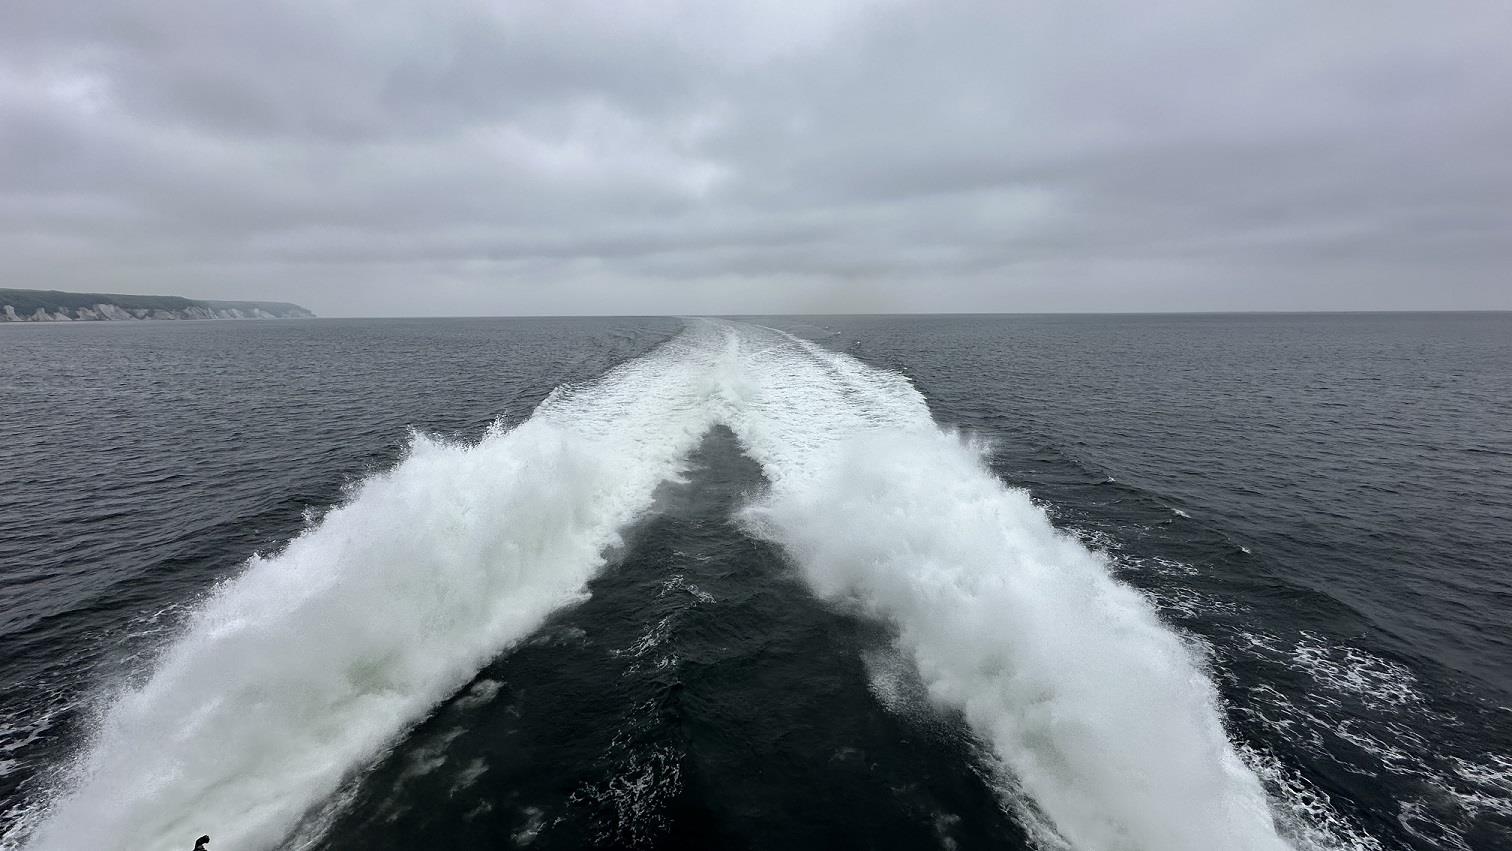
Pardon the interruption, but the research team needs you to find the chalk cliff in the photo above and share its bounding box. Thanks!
[0,289,315,322]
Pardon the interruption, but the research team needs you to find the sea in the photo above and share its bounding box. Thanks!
[0,313,1507,851]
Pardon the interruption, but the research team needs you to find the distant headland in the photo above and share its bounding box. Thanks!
[0,288,315,322]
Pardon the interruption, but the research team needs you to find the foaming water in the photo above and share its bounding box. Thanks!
[22,328,720,850]
[18,318,1385,850]
[708,323,1296,851]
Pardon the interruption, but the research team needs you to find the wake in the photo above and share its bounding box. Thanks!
[711,323,1293,851]
[22,320,1334,850]
[21,327,721,851]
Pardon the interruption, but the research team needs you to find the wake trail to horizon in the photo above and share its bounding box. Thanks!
[705,322,1304,851]
[23,319,1354,850]
[21,327,723,851]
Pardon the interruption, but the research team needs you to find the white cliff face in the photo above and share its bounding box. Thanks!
[26,308,72,321]
[96,303,135,321]
[0,295,314,322]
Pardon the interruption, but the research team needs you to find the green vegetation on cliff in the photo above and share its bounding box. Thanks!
[0,289,197,313]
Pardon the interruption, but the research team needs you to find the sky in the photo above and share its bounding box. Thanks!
[3,0,1510,316]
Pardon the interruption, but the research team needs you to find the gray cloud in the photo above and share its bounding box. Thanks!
[2,0,1509,315]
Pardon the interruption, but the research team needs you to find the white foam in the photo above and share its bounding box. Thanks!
[453,678,504,711]
[1286,633,1422,711]
[21,327,722,851]
[659,573,715,604]
[450,757,490,795]
[1450,753,1512,818]
[614,614,679,676]
[18,319,1375,850]
[861,648,934,725]
[1236,744,1383,851]
[510,805,546,846]
[1229,626,1509,845]
[569,695,683,847]
[711,322,1296,851]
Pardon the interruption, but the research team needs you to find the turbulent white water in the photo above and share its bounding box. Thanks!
[28,320,1308,850]
[706,322,1293,851]
[24,329,720,851]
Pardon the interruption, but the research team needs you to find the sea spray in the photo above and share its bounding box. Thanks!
[714,323,1292,851]
[24,328,721,851]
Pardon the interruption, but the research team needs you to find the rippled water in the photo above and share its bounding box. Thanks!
[0,314,1507,850]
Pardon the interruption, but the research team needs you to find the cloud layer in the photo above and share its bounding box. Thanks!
[4,0,1509,314]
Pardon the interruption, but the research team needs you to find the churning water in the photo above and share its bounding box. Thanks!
[1,314,1508,850]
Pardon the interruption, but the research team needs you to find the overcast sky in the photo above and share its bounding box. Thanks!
[3,0,1510,316]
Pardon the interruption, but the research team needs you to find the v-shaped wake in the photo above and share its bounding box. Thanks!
[25,320,1330,851]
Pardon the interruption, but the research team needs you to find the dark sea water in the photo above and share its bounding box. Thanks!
[0,314,1508,851]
